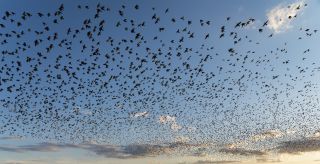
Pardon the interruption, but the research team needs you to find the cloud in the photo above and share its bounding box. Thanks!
[73,106,92,115]
[0,142,144,158]
[256,158,282,163]
[194,160,240,164]
[312,130,320,138]
[276,138,320,154]
[132,111,149,118]
[81,144,126,158]
[175,136,190,143]
[219,148,266,156]
[3,160,44,164]
[159,115,182,131]
[286,129,296,135]
[4,162,26,164]
[251,130,284,142]
[159,115,176,123]
[0,136,23,140]
[266,0,305,33]
[0,141,212,159]
[224,141,246,149]
[170,122,182,131]
[0,142,77,153]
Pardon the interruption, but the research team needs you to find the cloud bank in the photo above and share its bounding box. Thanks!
[276,138,320,154]
[0,141,211,159]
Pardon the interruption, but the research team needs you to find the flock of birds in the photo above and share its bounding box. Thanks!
[0,2,319,153]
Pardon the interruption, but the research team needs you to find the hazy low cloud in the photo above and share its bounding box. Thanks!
[0,141,211,159]
[256,158,281,163]
[276,138,320,154]
[267,1,305,33]
[3,160,45,164]
[6,138,320,160]
[0,142,77,153]
[219,148,266,156]
[0,136,23,140]
[194,160,240,164]
[0,143,140,158]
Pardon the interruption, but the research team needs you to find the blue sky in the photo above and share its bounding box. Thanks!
[0,0,320,163]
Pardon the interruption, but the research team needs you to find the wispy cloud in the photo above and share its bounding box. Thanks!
[175,136,190,143]
[267,0,305,33]
[132,111,149,118]
[159,115,176,123]
[251,129,284,142]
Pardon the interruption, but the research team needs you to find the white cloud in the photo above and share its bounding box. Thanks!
[226,141,246,149]
[267,1,305,33]
[175,136,190,143]
[73,106,92,115]
[186,126,196,132]
[159,115,176,123]
[159,115,182,131]
[170,122,182,131]
[132,111,149,118]
[286,129,296,135]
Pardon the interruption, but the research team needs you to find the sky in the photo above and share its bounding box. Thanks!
[0,0,320,163]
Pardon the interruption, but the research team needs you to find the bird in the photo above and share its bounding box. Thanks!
[0,3,317,160]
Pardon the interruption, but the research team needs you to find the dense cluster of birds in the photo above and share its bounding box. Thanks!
[0,2,319,149]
